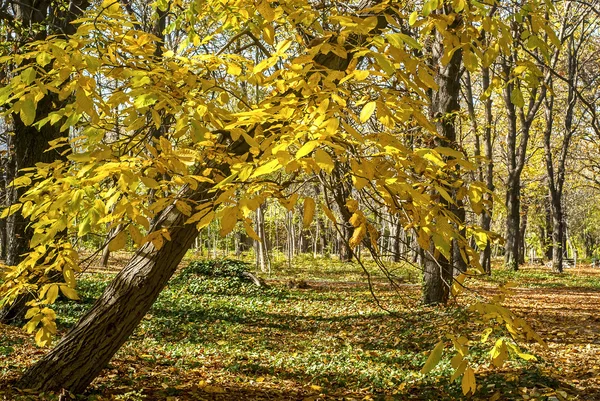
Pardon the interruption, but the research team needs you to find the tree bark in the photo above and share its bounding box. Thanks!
[18,184,204,392]
[519,202,528,265]
[422,5,463,305]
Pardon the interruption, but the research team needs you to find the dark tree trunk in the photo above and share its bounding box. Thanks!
[518,202,528,265]
[480,66,494,274]
[504,178,520,271]
[392,219,402,263]
[4,0,90,266]
[422,4,463,305]
[544,198,553,260]
[543,36,577,273]
[422,242,454,305]
[452,199,467,275]
[18,185,203,392]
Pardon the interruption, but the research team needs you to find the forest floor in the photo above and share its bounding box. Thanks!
[0,255,599,401]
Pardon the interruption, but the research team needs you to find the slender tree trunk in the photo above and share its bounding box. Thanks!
[519,202,528,265]
[422,5,463,305]
[481,66,495,274]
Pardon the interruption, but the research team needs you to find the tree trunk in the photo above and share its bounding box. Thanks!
[17,170,220,392]
[504,178,520,271]
[518,202,528,265]
[422,5,463,305]
[255,204,269,273]
[422,243,453,305]
[480,66,494,274]
[1,0,90,323]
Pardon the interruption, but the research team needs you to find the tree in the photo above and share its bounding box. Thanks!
[0,0,548,394]
[0,0,90,323]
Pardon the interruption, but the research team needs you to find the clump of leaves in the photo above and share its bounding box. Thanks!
[172,259,271,296]
[176,259,250,280]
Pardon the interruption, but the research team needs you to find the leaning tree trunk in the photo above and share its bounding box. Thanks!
[18,181,208,392]
[18,3,387,392]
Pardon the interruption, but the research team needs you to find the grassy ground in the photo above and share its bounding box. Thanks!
[0,256,599,400]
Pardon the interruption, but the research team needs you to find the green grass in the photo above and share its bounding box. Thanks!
[480,263,600,289]
[35,258,566,400]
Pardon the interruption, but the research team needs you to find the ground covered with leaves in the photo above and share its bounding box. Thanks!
[1,257,599,400]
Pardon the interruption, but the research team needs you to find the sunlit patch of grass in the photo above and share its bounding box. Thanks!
[478,262,600,289]
[5,257,598,400]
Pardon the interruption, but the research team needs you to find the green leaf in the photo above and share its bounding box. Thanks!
[421,341,445,374]
[36,52,52,67]
[510,87,525,108]
[21,67,36,85]
[19,98,36,126]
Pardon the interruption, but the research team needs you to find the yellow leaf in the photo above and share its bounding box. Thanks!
[511,87,525,108]
[46,284,59,304]
[176,201,192,216]
[251,159,280,178]
[451,360,467,381]
[296,141,318,159]
[60,285,80,300]
[1,203,22,218]
[409,11,418,25]
[10,175,32,188]
[322,205,337,224]
[360,101,376,123]
[128,225,144,245]
[35,326,53,347]
[78,217,91,238]
[187,210,214,229]
[227,63,242,76]
[140,176,160,189]
[490,338,507,367]
[263,23,275,46]
[461,366,476,395]
[244,220,261,241]
[24,307,40,320]
[349,224,366,249]
[303,198,316,228]
[421,341,444,374]
[314,148,334,173]
[36,52,52,67]
[108,230,127,251]
[256,0,275,22]
[220,207,238,236]
[451,273,466,296]
[417,67,438,89]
